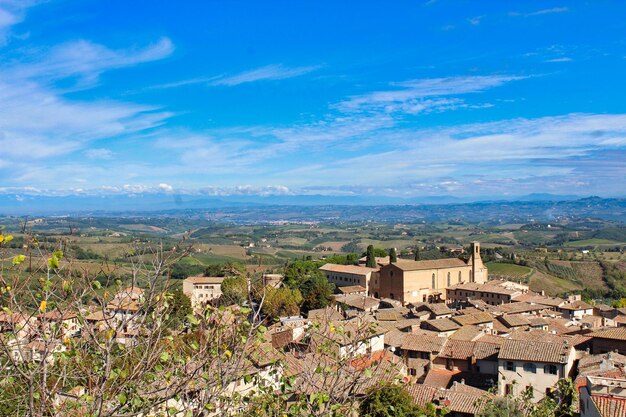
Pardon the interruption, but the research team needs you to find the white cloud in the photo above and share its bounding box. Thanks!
[545,57,572,63]
[468,16,483,26]
[158,183,174,192]
[5,37,174,87]
[0,1,39,43]
[84,148,113,159]
[147,63,321,90]
[210,64,321,86]
[509,7,569,17]
[337,75,525,114]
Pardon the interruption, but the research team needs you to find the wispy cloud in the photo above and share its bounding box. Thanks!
[0,1,39,36]
[5,37,174,88]
[149,64,321,90]
[337,75,525,114]
[467,16,483,26]
[84,148,114,159]
[545,57,572,63]
[210,64,321,86]
[510,7,569,17]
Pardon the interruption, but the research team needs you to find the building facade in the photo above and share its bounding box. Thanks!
[183,276,225,310]
[377,242,488,304]
[319,264,378,294]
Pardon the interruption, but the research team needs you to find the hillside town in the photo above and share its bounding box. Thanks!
[4,240,625,416]
[181,242,625,416]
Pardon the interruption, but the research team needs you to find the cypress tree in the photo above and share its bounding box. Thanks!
[365,245,376,268]
[389,247,397,263]
[414,247,420,261]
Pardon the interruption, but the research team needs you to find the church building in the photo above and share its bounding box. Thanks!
[373,242,487,304]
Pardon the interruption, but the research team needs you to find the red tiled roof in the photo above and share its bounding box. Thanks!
[499,339,571,363]
[391,258,468,271]
[589,327,626,341]
[592,395,626,417]
[423,368,461,388]
[439,340,476,360]
[320,264,376,275]
[184,276,225,284]
[401,333,447,353]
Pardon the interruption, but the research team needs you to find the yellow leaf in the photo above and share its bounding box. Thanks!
[0,235,4,243]
[39,301,47,313]
[106,329,115,340]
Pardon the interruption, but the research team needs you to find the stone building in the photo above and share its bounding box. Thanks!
[319,264,378,294]
[183,276,225,310]
[376,242,487,304]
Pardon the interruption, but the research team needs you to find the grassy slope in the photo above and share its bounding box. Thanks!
[486,262,532,278]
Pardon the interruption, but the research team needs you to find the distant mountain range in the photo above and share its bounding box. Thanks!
[0,193,624,223]
[0,192,586,215]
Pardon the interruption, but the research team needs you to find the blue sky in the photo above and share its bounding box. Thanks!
[1,0,625,200]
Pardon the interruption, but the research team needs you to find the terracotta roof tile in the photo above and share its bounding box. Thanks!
[439,340,476,360]
[423,368,461,388]
[320,264,376,275]
[452,312,493,326]
[423,318,461,332]
[499,339,571,363]
[391,258,467,271]
[589,327,626,341]
[401,333,447,353]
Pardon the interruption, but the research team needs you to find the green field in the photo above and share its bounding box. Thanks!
[486,262,532,278]
[565,238,624,247]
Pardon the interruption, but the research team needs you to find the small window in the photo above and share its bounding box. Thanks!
[523,363,536,373]
[447,272,451,287]
[432,273,436,289]
[458,271,462,283]
[390,270,394,278]
[506,361,515,371]
[544,364,558,375]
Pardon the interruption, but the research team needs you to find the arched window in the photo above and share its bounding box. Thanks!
[523,363,536,373]
[432,273,436,289]
[458,271,462,283]
[447,272,451,287]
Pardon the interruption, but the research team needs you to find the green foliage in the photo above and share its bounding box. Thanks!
[479,397,525,417]
[389,248,397,263]
[300,273,335,313]
[359,384,442,417]
[283,260,323,289]
[593,225,626,242]
[365,245,377,268]
[221,275,249,305]
[414,247,420,261]
[168,288,192,328]
[613,298,626,308]
[170,261,205,280]
[262,287,303,319]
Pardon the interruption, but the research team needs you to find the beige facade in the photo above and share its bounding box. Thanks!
[377,242,487,305]
[319,264,377,294]
[183,276,225,310]
[497,339,576,402]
